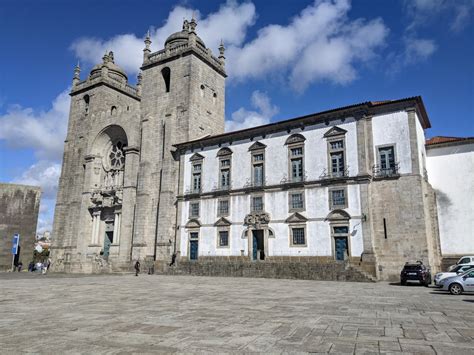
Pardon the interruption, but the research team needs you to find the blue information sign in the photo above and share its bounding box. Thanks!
[11,234,20,255]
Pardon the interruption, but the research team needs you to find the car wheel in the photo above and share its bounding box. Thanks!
[449,283,463,295]
[424,276,431,287]
[401,279,406,286]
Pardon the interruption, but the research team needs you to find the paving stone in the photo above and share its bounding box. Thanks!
[1,273,473,354]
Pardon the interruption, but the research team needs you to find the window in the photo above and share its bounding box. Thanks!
[378,146,396,174]
[251,196,264,212]
[330,152,345,177]
[292,227,305,245]
[289,146,304,183]
[83,95,90,115]
[218,199,229,216]
[220,159,231,189]
[289,192,304,211]
[192,163,201,193]
[111,106,117,116]
[189,202,200,218]
[330,189,346,209]
[252,153,265,186]
[161,67,171,92]
[326,132,347,178]
[190,232,199,239]
[330,140,343,150]
[218,231,229,247]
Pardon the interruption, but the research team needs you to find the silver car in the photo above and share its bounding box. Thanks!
[434,264,474,286]
[439,269,474,295]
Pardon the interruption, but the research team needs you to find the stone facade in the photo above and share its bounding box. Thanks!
[51,19,226,273]
[52,19,452,281]
[0,183,41,270]
[174,99,442,281]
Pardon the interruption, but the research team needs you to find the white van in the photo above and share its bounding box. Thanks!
[448,256,474,271]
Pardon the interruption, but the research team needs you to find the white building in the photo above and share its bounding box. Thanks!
[426,136,474,267]
[175,98,442,280]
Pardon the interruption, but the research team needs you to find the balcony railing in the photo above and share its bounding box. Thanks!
[372,163,399,178]
[320,167,350,180]
[243,178,267,189]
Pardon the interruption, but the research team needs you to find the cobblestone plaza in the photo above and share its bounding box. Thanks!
[1,274,473,354]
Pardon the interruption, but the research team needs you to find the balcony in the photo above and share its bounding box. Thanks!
[320,167,350,180]
[372,163,400,178]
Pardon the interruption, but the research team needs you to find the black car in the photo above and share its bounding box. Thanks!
[400,262,431,286]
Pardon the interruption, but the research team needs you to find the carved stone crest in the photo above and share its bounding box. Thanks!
[244,212,270,228]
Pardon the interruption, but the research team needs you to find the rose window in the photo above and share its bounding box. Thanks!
[108,141,126,170]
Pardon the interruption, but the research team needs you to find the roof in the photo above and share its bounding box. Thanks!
[174,96,430,151]
[425,136,474,146]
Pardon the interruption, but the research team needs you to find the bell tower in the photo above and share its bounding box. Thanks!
[132,17,226,266]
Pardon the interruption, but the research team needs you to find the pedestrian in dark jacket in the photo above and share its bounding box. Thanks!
[134,260,140,276]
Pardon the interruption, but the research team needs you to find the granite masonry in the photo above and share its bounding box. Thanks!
[52,18,469,281]
[0,183,41,270]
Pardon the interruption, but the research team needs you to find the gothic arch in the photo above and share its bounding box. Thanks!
[91,125,128,158]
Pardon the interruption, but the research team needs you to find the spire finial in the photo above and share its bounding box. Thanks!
[218,39,225,64]
[144,29,152,50]
[73,62,81,86]
[190,13,197,33]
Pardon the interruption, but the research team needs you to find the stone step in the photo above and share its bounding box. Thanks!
[159,260,376,282]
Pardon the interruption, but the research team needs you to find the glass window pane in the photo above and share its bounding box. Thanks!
[331,190,345,206]
[291,193,303,209]
[253,154,264,162]
[292,158,303,181]
[292,228,305,245]
[333,226,349,234]
[330,140,344,150]
[219,231,229,246]
[252,197,263,211]
[253,164,263,186]
[291,147,303,156]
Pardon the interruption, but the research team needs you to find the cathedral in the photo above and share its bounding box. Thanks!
[51,18,473,280]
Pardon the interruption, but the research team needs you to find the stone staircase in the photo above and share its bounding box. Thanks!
[158,259,376,282]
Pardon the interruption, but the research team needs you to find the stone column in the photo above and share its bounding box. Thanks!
[92,210,101,245]
[113,210,121,244]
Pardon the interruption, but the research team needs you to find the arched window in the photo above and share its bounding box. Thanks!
[111,106,117,116]
[161,67,171,93]
[83,95,90,115]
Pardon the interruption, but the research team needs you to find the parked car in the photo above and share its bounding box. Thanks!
[400,261,431,286]
[434,264,474,286]
[438,269,474,295]
[448,256,474,271]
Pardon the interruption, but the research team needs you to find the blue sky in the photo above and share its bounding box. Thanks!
[0,0,473,234]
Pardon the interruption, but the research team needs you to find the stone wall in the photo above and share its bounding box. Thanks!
[0,183,41,270]
[159,259,375,282]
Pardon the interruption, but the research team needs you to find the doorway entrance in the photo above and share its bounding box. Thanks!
[189,232,199,260]
[334,237,348,261]
[252,230,265,261]
[103,231,113,258]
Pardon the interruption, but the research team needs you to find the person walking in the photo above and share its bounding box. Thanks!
[134,260,140,276]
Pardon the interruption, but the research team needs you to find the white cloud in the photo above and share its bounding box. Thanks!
[387,36,437,74]
[0,89,70,160]
[225,90,278,131]
[405,0,473,33]
[12,160,61,200]
[71,1,257,77]
[11,160,61,235]
[403,37,437,64]
[71,0,388,92]
[226,0,388,91]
